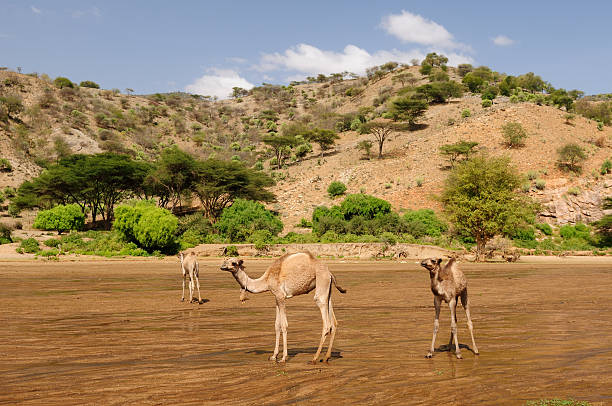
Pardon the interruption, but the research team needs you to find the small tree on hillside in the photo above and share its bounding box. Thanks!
[439,141,479,167]
[441,155,538,261]
[262,134,299,168]
[502,122,528,148]
[306,128,340,157]
[557,143,587,173]
[362,119,408,159]
[392,72,417,87]
[388,96,429,129]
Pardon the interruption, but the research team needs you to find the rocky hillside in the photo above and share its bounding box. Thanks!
[1,65,611,231]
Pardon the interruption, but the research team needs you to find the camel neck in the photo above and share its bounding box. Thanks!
[233,269,269,294]
[430,268,442,290]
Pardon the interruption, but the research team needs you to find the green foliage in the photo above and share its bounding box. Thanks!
[557,143,587,173]
[480,85,499,100]
[327,181,347,198]
[525,399,591,406]
[79,80,100,89]
[559,223,591,240]
[215,199,283,242]
[305,129,340,157]
[502,122,528,148]
[535,179,546,190]
[388,96,428,126]
[481,99,492,108]
[0,223,13,244]
[567,186,581,196]
[441,155,538,260]
[439,141,478,167]
[339,194,391,220]
[55,230,149,257]
[44,238,61,247]
[224,245,239,256]
[19,238,40,254]
[535,223,553,236]
[53,77,74,89]
[461,109,471,118]
[0,158,12,172]
[262,134,299,168]
[0,94,24,120]
[462,73,485,93]
[600,158,612,175]
[114,201,178,253]
[457,64,473,77]
[33,204,85,233]
[415,81,464,103]
[403,209,448,237]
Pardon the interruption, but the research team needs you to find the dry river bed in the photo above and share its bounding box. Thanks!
[0,258,611,405]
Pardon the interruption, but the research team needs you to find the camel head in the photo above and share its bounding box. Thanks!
[220,257,244,273]
[420,257,442,273]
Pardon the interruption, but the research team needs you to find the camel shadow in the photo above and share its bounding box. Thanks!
[246,347,344,362]
[435,343,477,354]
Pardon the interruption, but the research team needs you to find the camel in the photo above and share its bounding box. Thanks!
[420,257,479,359]
[220,252,346,363]
[179,252,202,303]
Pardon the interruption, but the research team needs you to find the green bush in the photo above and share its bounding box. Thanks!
[600,158,612,175]
[461,109,471,118]
[33,204,85,234]
[114,201,178,252]
[559,223,591,240]
[557,143,586,173]
[44,238,61,247]
[502,122,527,148]
[535,223,553,236]
[79,80,100,89]
[40,249,59,257]
[53,77,74,89]
[379,231,397,246]
[481,99,492,108]
[327,181,347,198]
[224,245,239,256]
[19,238,40,253]
[339,194,391,220]
[535,179,546,190]
[403,209,448,237]
[216,199,283,242]
[0,158,12,172]
[0,223,13,244]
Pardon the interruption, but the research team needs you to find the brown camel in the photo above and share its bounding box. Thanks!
[220,252,346,363]
[179,252,202,303]
[420,257,479,359]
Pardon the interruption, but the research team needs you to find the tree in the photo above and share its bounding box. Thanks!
[422,52,448,68]
[441,155,538,261]
[501,122,528,148]
[231,87,249,98]
[457,64,473,77]
[416,81,464,103]
[517,72,546,93]
[53,77,74,89]
[194,159,275,222]
[439,141,478,167]
[356,140,373,159]
[0,95,24,121]
[79,80,100,89]
[557,143,587,173]
[125,88,134,95]
[388,96,428,128]
[262,134,299,169]
[462,73,485,93]
[327,181,347,198]
[146,146,198,209]
[361,119,407,158]
[306,128,340,157]
[392,72,417,87]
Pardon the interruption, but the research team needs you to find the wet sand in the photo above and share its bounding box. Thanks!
[0,259,611,405]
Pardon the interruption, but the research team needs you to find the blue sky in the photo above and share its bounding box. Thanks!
[1,1,610,98]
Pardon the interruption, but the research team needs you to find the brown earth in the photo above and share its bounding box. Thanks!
[1,258,611,405]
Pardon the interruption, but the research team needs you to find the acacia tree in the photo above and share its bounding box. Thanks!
[262,133,299,169]
[194,159,275,222]
[441,155,538,261]
[388,96,429,128]
[306,128,340,157]
[362,119,408,159]
[146,146,198,209]
[439,141,479,167]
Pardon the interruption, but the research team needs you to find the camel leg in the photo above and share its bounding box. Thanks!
[323,299,338,362]
[194,272,202,303]
[270,304,281,361]
[189,278,194,303]
[448,297,458,350]
[449,297,462,359]
[461,290,479,355]
[311,283,332,363]
[427,296,442,358]
[278,301,289,362]
[181,272,186,302]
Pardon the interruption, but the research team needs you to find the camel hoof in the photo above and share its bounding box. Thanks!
[474,351,479,355]
[269,355,277,361]
[279,358,286,363]
[456,353,463,359]
[426,353,433,359]
[181,298,184,302]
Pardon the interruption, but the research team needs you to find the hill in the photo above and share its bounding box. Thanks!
[1,63,611,234]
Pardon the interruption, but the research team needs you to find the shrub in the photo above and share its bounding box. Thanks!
[481,99,492,108]
[416,177,424,187]
[379,232,397,246]
[44,238,61,247]
[403,209,448,237]
[19,238,40,254]
[53,77,74,89]
[560,223,592,241]
[79,80,100,89]
[215,199,283,242]
[327,181,347,198]
[536,223,553,236]
[114,201,178,252]
[557,143,586,173]
[224,245,239,256]
[0,223,13,244]
[600,159,612,175]
[567,186,581,196]
[0,158,12,172]
[461,109,471,118]
[33,204,85,234]
[339,194,391,220]
[535,179,546,190]
[502,122,527,148]
[357,140,373,158]
[526,170,539,180]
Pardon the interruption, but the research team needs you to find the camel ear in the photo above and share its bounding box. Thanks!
[238,259,244,266]
[436,258,442,265]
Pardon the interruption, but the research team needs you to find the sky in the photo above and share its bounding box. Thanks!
[1,1,611,98]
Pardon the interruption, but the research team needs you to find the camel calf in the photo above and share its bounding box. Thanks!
[420,257,478,359]
[179,252,202,303]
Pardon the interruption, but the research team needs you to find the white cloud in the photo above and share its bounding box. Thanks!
[492,35,515,46]
[226,57,247,64]
[381,10,468,50]
[185,69,254,99]
[30,5,41,14]
[255,43,473,77]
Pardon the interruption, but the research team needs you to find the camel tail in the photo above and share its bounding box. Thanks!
[331,273,347,294]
